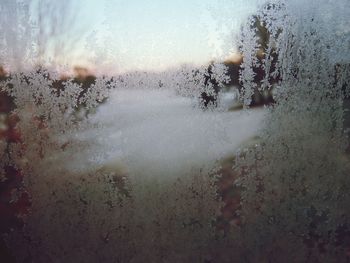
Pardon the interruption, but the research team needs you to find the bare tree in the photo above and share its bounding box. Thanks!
[0,0,85,71]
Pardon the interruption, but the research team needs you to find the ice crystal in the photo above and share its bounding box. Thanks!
[234,0,350,261]
[0,0,349,262]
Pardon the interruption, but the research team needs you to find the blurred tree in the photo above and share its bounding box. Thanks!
[33,0,84,66]
[237,13,277,107]
[200,62,221,108]
[0,0,85,70]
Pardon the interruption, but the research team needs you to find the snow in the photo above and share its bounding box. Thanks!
[61,88,265,178]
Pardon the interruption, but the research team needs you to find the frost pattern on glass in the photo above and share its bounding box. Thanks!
[233,0,350,261]
[0,0,349,262]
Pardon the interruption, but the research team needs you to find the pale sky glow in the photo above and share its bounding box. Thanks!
[60,0,261,73]
[7,0,262,73]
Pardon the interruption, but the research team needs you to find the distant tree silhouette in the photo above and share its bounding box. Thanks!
[200,62,221,108]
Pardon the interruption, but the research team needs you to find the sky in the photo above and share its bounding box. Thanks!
[58,0,262,73]
[2,0,262,74]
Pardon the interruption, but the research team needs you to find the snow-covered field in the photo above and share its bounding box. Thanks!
[59,88,265,178]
